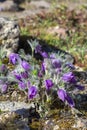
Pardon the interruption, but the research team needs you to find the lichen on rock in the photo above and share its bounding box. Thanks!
[0,17,20,57]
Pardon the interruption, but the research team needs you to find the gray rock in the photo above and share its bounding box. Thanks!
[0,101,34,112]
[0,17,20,57]
[29,0,50,9]
[0,111,30,130]
[0,0,20,11]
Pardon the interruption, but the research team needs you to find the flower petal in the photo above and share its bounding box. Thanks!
[28,86,37,99]
[21,61,30,71]
[66,94,75,107]
[45,79,54,90]
[57,89,66,102]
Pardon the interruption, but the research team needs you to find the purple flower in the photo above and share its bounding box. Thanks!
[41,62,46,73]
[35,44,42,54]
[21,61,30,71]
[55,68,61,74]
[18,82,27,90]
[9,53,19,65]
[21,71,28,79]
[38,62,46,77]
[38,71,43,77]
[45,79,54,90]
[14,72,22,81]
[75,85,85,90]
[57,89,75,107]
[65,63,75,70]
[1,84,8,93]
[65,94,75,107]
[52,59,61,68]
[62,72,76,84]
[28,86,37,99]
[27,81,31,88]
[35,44,48,58]
[57,89,67,102]
[0,64,7,73]
[50,54,55,59]
[40,52,48,58]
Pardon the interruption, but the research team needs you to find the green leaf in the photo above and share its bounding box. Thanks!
[0,60,2,65]
[32,69,38,76]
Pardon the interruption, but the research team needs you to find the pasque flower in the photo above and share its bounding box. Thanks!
[57,89,75,107]
[42,62,46,72]
[14,72,22,81]
[40,52,48,58]
[38,71,43,77]
[21,71,28,79]
[45,79,54,90]
[18,82,27,90]
[0,64,7,71]
[57,89,67,102]
[75,84,84,90]
[0,64,7,74]
[9,53,19,65]
[35,44,42,54]
[38,62,46,77]
[1,84,8,93]
[62,72,76,84]
[21,60,30,71]
[35,44,48,58]
[65,63,75,70]
[28,86,37,99]
[52,59,61,68]
[50,54,55,59]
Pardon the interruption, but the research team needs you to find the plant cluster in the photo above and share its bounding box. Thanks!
[0,40,84,118]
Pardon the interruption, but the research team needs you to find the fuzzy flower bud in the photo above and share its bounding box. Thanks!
[1,84,8,93]
[28,86,37,99]
[9,53,19,65]
[57,89,75,107]
[18,82,27,90]
[62,72,76,84]
[21,61,30,71]
[45,79,54,90]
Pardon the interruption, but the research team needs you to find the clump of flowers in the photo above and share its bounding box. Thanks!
[0,40,84,118]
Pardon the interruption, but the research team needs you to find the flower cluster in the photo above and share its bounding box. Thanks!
[0,41,84,113]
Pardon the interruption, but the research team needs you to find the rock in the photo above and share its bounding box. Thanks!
[72,117,87,129]
[0,17,20,57]
[0,111,30,130]
[11,91,18,101]
[0,0,6,2]
[47,26,68,39]
[29,0,50,9]
[13,0,25,4]
[0,101,34,112]
[0,1,21,12]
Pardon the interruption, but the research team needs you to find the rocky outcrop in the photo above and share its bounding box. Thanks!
[0,17,20,57]
[0,0,22,12]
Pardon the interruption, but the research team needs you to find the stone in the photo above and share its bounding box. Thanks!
[29,0,50,9]
[0,111,30,130]
[47,26,68,39]
[0,0,6,2]
[0,17,20,57]
[0,0,21,12]
[0,101,34,111]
